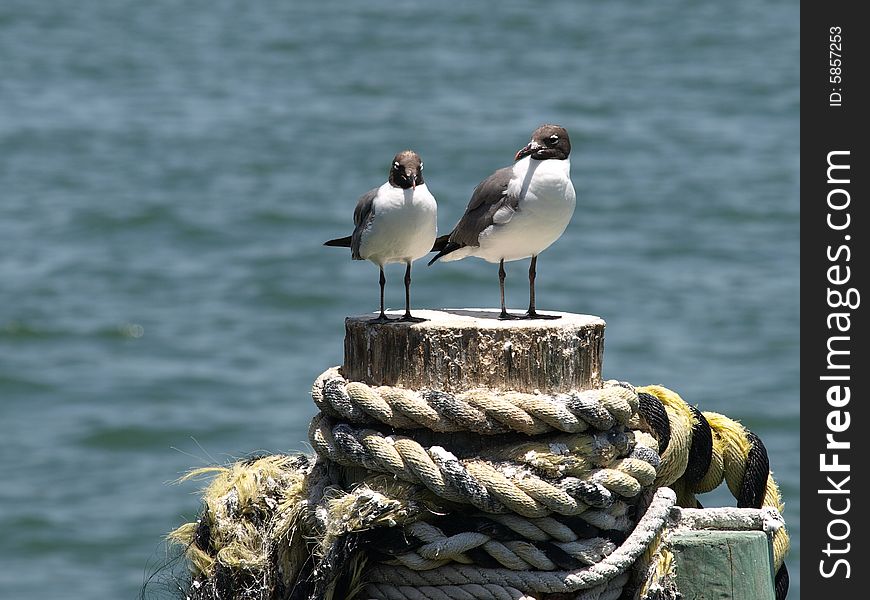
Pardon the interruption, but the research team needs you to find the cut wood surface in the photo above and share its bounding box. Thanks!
[343,308,605,393]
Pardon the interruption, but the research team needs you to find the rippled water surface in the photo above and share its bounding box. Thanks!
[0,1,799,597]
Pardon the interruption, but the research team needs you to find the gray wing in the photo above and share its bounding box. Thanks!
[448,166,517,247]
[350,187,379,260]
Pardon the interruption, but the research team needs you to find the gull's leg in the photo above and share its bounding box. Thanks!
[396,262,427,323]
[523,256,560,320]
[499,258,519,320]
[369,266,394,323]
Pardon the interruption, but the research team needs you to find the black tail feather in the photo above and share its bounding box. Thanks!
[324,235,352,248]
[430,234,450,253]
[428,239,463,266]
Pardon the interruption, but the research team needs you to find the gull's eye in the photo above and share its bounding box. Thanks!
[547,134,559,145]
[393,161,401,169]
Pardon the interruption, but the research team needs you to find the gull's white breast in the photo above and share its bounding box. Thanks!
[358,183,438,266]
[472,157,575,263]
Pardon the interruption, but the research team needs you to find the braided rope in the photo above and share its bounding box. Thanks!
[365,573,631,600]
[383,521,617,571]
[312,367,638,435]
[364,583,537,600]
[170,368,790,600]
[576,572,631,600]
[364,488,675,594]
[308,374,789,598]
[343,378,789,599]
[636,386,790,595]
[309,413,658,518]
[488,514,598,542]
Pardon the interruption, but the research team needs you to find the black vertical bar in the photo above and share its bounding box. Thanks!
[801,2,868,597]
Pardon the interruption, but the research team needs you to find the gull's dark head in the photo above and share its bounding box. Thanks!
[514,124,571,161]
[388,150,424,190]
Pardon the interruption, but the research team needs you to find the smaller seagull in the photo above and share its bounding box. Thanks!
[325,150,437,323]
[429,125,576,319]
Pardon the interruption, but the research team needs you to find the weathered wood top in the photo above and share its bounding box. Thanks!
[342,309,605,393]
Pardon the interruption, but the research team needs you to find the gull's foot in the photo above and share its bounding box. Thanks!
[396,314,428,323]
[499,311,522,320]
[521,311,561,320]
[369,314,397,324]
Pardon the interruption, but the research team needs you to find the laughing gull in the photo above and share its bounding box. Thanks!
[325,150,437,323]
[429,125,575,319]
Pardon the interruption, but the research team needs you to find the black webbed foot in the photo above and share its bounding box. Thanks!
[521,311,561,320]
[369,313,397,324]
[395,314,427,323]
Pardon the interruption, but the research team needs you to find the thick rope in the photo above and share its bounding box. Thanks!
[365,573,632,600]
[309,414,658,518]
[635,386,790,597]
[313,367,638,435]
[169,369,790,600]
[364,583,537,600]
[364,488,675,594]
[381,521,617,571]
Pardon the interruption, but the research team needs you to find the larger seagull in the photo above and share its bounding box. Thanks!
[429,124,576,319]
[325,150,437,323]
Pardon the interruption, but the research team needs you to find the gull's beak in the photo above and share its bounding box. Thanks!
[515,141,540,161]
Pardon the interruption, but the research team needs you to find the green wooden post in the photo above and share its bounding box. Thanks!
[670,530,775,599]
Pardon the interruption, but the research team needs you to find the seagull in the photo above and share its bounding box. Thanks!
[429,124,576,319]
[324,150,437,323]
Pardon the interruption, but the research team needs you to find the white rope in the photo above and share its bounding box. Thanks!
[362,583,538,600]
[366,488,676,594]
[673,505,785,534]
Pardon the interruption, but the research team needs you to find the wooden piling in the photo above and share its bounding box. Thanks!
[342,308,606,393]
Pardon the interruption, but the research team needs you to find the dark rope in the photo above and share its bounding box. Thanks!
[737,431,770,509]
[683,406,713,486]
[637,392,671,453]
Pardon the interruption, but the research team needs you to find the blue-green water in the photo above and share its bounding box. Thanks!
[0,1,799,598]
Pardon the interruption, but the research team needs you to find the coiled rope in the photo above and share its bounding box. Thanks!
[169,369,789,600]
